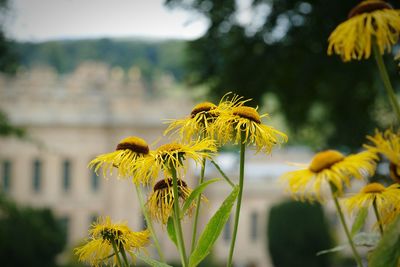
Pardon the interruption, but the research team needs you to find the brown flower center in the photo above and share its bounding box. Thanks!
[348,0,392,18]
[153,178,187,191]
[389,162,400,183]
[232,106,261,124]
[361,182,386,194]
[157,143,183,153]
[309,150,345,173]
[190,102,217,118]
[116,136,149,154]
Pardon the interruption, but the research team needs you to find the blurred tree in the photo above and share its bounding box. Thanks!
[267,200,333,267]
[0,110,25,137]
[0,0,18,73]
[0,195,66,267]
[165,0,399,148]
[0,0,24,137]
[16,39,186,90]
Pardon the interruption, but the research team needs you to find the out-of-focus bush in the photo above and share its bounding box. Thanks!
[0,194,66,267]
[267,199,333,267]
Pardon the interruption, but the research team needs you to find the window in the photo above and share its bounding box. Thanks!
[223,215,231,242]
[62,160,71,192]
[91,169,100,192]
[33,159,42,192]
[250,211,258,241]
[2,160,11,193]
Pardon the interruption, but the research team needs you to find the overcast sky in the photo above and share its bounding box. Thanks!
[4,0,209,42]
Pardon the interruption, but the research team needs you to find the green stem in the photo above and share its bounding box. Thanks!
[330,187,364,267]
[373,199,384,236]
[119,246,130,267]
[191,157,207,252]
[171,167,188,267]
[134,184,165,262]
[227,132,246,267]
[210,160,235,188]
[110,239,124,267]
[373,43,400,122]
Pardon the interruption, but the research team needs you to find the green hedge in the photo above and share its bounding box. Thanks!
[267,200,333,267]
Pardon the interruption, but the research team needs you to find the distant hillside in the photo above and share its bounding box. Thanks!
[15,38,187,82]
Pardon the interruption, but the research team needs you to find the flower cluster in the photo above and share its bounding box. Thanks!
[88,93,286,214]
[74,0,400,265]
[77,93,286,266]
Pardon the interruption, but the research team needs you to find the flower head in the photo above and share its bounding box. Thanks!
[212,99,287,153]
[164,101,218,141]
[75,216,149,267]
[343,183,400,216]
[141,138,217,180]
[365,129,400,182]
[147,178,194,224]
[280,150,377,201]
[328,0,400,62]
[164,93,245,141]
[89,136,150,180]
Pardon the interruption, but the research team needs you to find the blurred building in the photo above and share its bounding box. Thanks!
[0,64,313,267]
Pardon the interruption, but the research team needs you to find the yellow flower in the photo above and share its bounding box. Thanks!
[212,103,287,153]
[88,136,151,182]
[75,216,149,267]
[147,178,194,224]
[365,129,400,182]
[328,0,400,62]
[140,138,217,180]
[343,183,400,216]
[381,206,400,226]
[164,93,245,141]
[164,101,218,141]
[280,150,377,201]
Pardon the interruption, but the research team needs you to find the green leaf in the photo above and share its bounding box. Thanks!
[351,207,369,236]
[353,232,380,247]
[181,178,222,217]
[166,217,177,247]
[316,231,380,257]
[316,245,347,256]
[189,186,239,267]
[369,215,400,267]
[135,252,173,267]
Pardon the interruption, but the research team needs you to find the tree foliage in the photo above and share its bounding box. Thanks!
[16,39,186,81]
[0,0,23,137]
[0,195,66,267]
[0,0,18,74]
[267,200,333,267]
[0,110,25,137]
[165,0,400,148]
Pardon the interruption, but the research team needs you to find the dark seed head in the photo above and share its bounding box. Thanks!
[153,178,187,191]
[115,136,149,155]
[232,106,261,124]
[190,102,217,118]
[348,0,392,18]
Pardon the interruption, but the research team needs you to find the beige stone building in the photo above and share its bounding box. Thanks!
[0,64,313,267]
